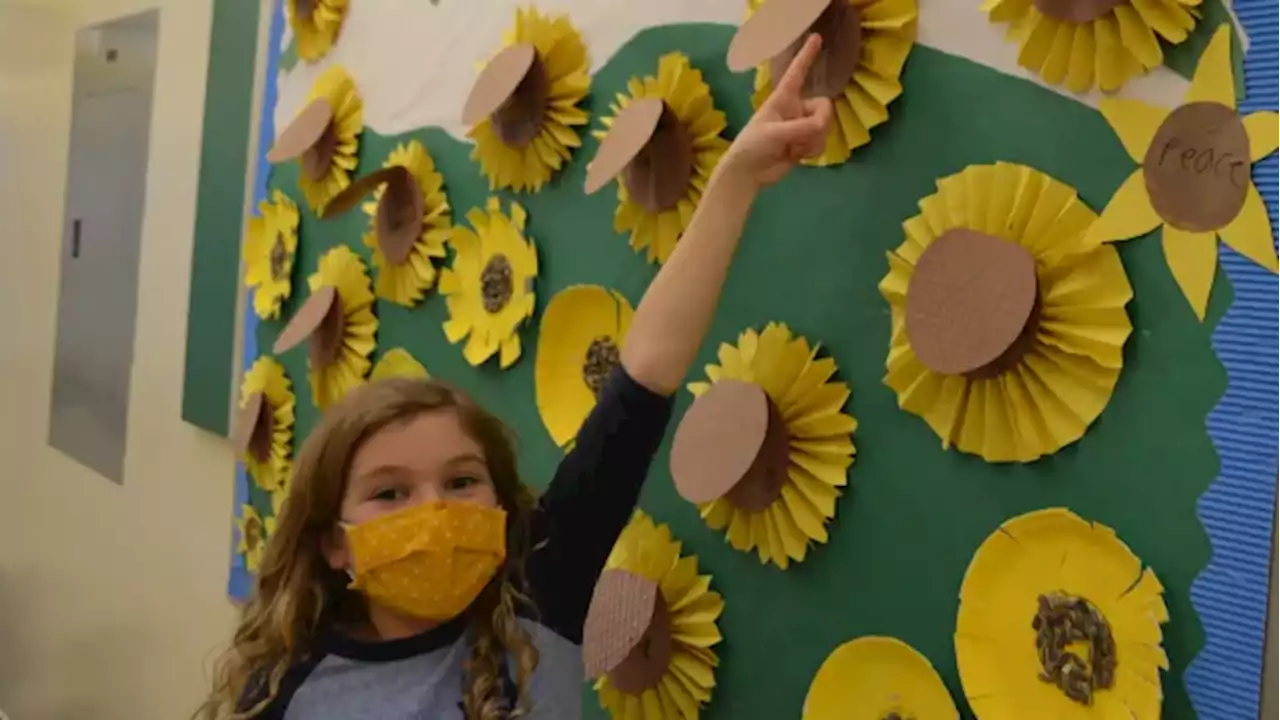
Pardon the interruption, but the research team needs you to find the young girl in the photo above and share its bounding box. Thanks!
[202,36,832,720]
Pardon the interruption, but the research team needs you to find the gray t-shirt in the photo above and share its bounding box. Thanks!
[236,368,672,718]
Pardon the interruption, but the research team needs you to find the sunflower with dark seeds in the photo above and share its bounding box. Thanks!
[243,190,300,320]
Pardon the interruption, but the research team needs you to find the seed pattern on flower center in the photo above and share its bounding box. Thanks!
[582,337,620,398]
[1033,591,1117,705]
[481,255,514,314]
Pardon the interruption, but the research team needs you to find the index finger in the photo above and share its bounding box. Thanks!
[773,33,823,99]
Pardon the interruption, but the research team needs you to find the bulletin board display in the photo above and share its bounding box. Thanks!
[214,1,1279,718]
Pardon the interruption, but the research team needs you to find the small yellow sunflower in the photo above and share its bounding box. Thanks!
[274,245,377,409]
[359,141,451,307]
[371,348,430,381]
[984,0,1200,93]
[594,52,730,264]
[1085,25,1279,320]
[744,0,917,166]
[237,504,278,575]
[235,356,295,493]
[535,285,634,448]
[586,510,724,720]
[956,508,1168,718]
[287,0,348,63]
[676,323,857,570]
[440,198,538,368]
[286,66,363,214]
[467,8,591,192]
[243,190,300,320]
[804,637,959,720]
[879,162,1133,463]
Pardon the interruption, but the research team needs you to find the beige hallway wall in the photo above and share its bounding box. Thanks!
[0,0,243,717]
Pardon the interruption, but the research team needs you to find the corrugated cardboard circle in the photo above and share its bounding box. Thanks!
[584,97,665,195]
[309,293,346,368]
[1032,0,1125,23]
[232,392,274,462]
[267,98,334,164]
[670,379,790,510]
[621,103,694,213]
[319,166,402,220]
[905,228,1038,377]
[376,166,424,266]
[769,0,862,99]
[583,569,669,690]
[726,0,830,72]
[461,43,538,126]
[1143,102,1250,233]
[273,285,337,355]
[492,53,549,149]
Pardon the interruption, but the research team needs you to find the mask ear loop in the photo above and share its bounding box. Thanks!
[335,520,357,582]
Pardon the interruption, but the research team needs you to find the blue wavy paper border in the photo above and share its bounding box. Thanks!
[227,0,283,603]
[1185,3,1280,718]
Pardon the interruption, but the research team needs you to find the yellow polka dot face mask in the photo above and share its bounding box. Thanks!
[343,500,508,621]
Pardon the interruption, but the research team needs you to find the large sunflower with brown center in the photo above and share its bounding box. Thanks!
[287,0,348,63]
[879,162,1133,463]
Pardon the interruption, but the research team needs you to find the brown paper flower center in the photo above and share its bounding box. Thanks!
[248,397,275,463]
[308,294,346,368]
[1033,592,1117,706]
[270,235,290,281]
[481,255,514,314]
[881,713,916,720]
[301,120,339,182]
[621,102,695,214]
[492,53,549,149]
[243,514,263,550]
[607,585,672,694]
[905,228,1040,378]
[1030,0,1124,23]
[769,0,863,99]
[294,0,316,20]
[582,337,620,399]
[1143,102,1250,233]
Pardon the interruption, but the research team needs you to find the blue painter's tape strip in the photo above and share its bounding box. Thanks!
[1185,3,1279,718]
[227,0,285,603]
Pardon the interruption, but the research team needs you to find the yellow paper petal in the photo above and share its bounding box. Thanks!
[370,348,428,381]
[803,636,959,720]
[1162,226,1219,320]
[1218,183,1279,273]
[1099,98,1169,163]
[1244,111,1280,161]
[1184,24,1236,109]
[1084,170,1162,246]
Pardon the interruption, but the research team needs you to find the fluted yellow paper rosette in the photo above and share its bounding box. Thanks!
[590,511,724,720]
[804,637,959,720]
[360,141,451,307]
[287,0,347,63]
[1085,25,1279,320]
[879,162,1133,463]
[304,246,377,409]
[440,198,538,368]
[956,508,1168,718]
[243,190,300,320]
[595,53,730,264]
[371,348,429,381]
[535,285,633,448]
[681,323,857,570]
[236,357,294,493]
[237,504,278,575]
[296,67,363,213]
[983,0,1202,92]
[468,8,590,192]
[746,0,916,167]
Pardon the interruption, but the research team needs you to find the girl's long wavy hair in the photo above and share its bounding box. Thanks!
[197,378,540,719]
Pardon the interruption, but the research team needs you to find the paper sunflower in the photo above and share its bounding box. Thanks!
[440,198,538,368]
[287,0,347,63]
[276,66,363,214]
[273,245,377,409]
[535,285,634,448]
[956,508,1168,718]
[371,348,430,381]
[235,356,295,493]
[673,323,856,570]
[742,0,917,167]
[585,510,724,720]
[358,141,451,307]
[593,53,730,264]
[803,637,959,720]
[466,8,590,192]
[879,162,1133,463]
[243,190,300,320]
[1085,25,1279,320]
[237,504,278,575]
[984,0,1199,92]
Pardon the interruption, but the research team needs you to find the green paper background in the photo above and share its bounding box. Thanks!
[251,26,1229,719]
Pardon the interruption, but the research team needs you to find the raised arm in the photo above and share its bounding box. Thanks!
[526,35,834,641]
